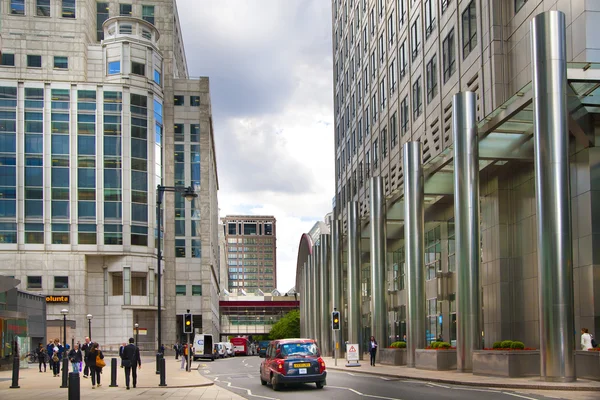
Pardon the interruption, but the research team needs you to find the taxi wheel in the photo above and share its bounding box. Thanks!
[260,376,267,386]
[316,381,325,389]
[270,375,281,391]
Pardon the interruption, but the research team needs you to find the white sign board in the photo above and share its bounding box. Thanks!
[346,343,359,362]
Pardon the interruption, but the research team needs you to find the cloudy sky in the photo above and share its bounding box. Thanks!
[177,0,334,292]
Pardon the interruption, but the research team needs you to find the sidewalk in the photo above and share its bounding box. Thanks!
[322,356,600,391]
[0,355,244,399]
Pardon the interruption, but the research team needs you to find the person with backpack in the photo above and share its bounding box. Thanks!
[581,328,595,350]
[87,342,105,388]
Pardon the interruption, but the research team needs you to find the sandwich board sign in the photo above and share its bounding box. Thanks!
[345,343,361,367]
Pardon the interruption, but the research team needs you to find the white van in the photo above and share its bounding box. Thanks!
[223,342,234,357]
[214,343,226,358]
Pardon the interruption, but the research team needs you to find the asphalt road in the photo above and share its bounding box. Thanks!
[196,356,585,400]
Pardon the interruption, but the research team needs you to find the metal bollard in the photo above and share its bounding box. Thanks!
[109,357,118,387]
[9,353,19,389]
[159,357,167,386]
[68,372,80,400]
[155,352,161,374]
[60,357,69,388]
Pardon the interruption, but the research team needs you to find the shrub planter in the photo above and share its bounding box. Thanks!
[415,349,457,370]
[472,350,539,378]
[379,348,407,366]
[576,350,600,381]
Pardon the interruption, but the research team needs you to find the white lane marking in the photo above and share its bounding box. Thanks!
[379,377,394,381]
[328,385,403,400]
[448,386,541,400]
[213,376,278,400]
[427,382,451,389]
[499,392,540,400]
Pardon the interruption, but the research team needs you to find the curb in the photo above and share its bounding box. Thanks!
[326,365,600,391]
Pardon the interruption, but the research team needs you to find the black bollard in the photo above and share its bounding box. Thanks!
[159,357,167,386]
[60,357,69,388]
[109,357,118,387]
[68,372,80,400]
[155,352,161,374]
[9,353,19,389]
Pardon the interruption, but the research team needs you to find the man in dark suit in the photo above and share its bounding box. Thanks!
[120,337,141,390]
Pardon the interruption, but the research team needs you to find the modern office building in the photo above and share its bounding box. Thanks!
[222,215,277,293]
[298,0,600,381]
[0,0,220,349]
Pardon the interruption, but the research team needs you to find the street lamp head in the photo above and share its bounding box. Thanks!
[60,309,68,315]
[135,323,139,328]
[183,186,198,202]
[87,314,92,320]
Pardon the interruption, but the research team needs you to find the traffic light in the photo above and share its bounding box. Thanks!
[183,313,193,334]
[332,311,340,330]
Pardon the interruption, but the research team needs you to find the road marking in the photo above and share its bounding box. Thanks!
[449,386,541,400]
[214,376,278,400]
[427,382,451,389]
[499,392,540,400]
[328,385,403,400]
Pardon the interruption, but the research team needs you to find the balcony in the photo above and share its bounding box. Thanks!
[103,16,160,45]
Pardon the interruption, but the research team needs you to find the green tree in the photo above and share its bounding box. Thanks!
[269,310,300,339]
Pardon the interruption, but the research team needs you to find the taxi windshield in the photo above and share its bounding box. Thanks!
[280,342,319,357]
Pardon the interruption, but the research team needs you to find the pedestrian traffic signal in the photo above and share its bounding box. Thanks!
[332,311,340,330]
[183,313,193,334]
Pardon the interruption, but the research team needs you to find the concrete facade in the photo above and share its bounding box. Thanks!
[0,0,220,350]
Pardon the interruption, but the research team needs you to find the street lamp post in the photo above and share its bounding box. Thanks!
[135,323,139,347]
[87,314,92,340]
[155,185,197,376]
[60,309,68,388]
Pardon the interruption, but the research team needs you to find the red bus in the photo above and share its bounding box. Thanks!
[230,337,249,356]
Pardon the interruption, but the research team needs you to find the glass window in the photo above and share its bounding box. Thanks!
[62,0,76,18]
[11,0,25,15]
[142,5,155,25]
[37,0,51,16]
[108,61,120,75]
[27,55,42,68]
[131,61,145,76]
[426,54,437,103]
[176,285,187,296]
[1,54,15,66]
[96,2,109,41]
[131,276,147,295]
[78,224,96,244]
[25,223,44,244]
[52,223,70,244]
[412,76,422,120]
[54,276,69,289]
[462,1,477,59]
[443,28,456,83]
[104,224,123,245]
[131,225,147,246]
[425,225,441,280]
[153,69,161,85]
[119,24,132,34]
[424,0,436,39]
[0,223,17,243]
[411,15,420,60]
[190,96,200,106]
[192,285,202,296]
[442,0,451,14]
[448,218,455,272]
[174,95,184,106]
[112,273,123,295]
[515,0,527,13]
[27,276,42,289]
[54,56,68,69]
[119,3,132,16]
[175,239,185,257]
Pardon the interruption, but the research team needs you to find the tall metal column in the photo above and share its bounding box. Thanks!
[531,10,575,382]
[314,244,322,345]
[301,261,308,337]
[347,201,362,351]
[331,218,343,354]
[453,91,481,372]
[370,177,388,347]
[306,253,314,341]
[320,234,331,356]
[403,142,425,367]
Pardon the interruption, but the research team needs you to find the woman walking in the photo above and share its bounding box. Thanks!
[86,342,105,388]
[68,343,83,373]
[50,338,63,377]
[36,343,47,372]
[368,336,378,366]
[581,328,593,351]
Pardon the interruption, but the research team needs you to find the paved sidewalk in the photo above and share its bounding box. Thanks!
[322,356,600,391]
[0,355,244,399]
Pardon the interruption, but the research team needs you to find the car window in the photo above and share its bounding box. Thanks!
[281,342,319,357]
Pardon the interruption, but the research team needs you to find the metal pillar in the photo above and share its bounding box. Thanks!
[306,253,314,340]
[403,142,425,367]
[314,243,322,346]
[347,201,362,352]
[370,176,388,348]
[319,235,331,356]
[453,91,482,372]
[331,218,343,359]
[531,10,575,382]
[301,261,307,337]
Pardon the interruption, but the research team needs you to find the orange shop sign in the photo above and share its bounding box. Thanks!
[45,295,70,303]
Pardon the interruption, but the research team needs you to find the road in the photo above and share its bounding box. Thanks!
[196,356,593,400]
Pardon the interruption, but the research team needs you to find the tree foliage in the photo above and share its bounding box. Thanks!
[269,310,300,340]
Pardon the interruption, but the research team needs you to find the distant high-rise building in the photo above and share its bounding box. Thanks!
[221,216,277,292]
[0,0,220,348]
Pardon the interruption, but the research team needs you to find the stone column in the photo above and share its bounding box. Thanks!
[320,234,331,356]
[370,176,388,347]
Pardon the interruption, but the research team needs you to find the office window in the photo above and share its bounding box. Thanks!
[399,41,406,79]
[11,0,25,15]
[175,239,185,257]
[192,285,202,296]
[515,0,527,13]
[388,12,395,44]
[52,223,70,244]
[78,224,96,245]
[425,226,441,280]
[0,224,17,244]
[176,285,187,296]
[62,0,76,18]
[54,276,69,289]
[27,55,42,68]
[442,0,451,14]
[131,226,148,246]
[390,111,398,148]
[97,2,109,41]
[380,78,386,108]
[190,96,200,106]
[398,0,406,26]
[389,59,396,94]
[108,61,120,74]
[427,298,439,344]
[104,224,123,245]
[424,0,436,39]
[131,61,145,76]
[25,223,44,244]
[37,0,51,16]
[1,54,15,66]
[371,94,377,123]
[373,139,378,168]
[174,95,184,106]
[381,128,387,158]
[426,54,437,103]
[54,56,68,69]
[119,3,132,15]
[378,34,385,64]
[142,5,155,25]
[411,16,420,60]
[443,28,456,83]
[27,276,42,289]
[131,276,147,295]
[412,76,422,120]
[462,1,477,59]
[448,218,455,272]
[154,69,161,85]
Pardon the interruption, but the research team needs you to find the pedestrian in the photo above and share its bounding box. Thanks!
[437,334,443,342]
[120,337,142,390]
[81,337,91,378]
[36,343,47,372]
[51,338,63,377]
[174,342,180,359]
[46,340,54,374]
[87,342,105,389]
[180,343,189,370]
[368,336,378,366]
[68,343,83,373]
[581,328,593,351]
[119,342,126,367]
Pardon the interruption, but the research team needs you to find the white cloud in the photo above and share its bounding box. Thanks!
[178,0,334,292]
